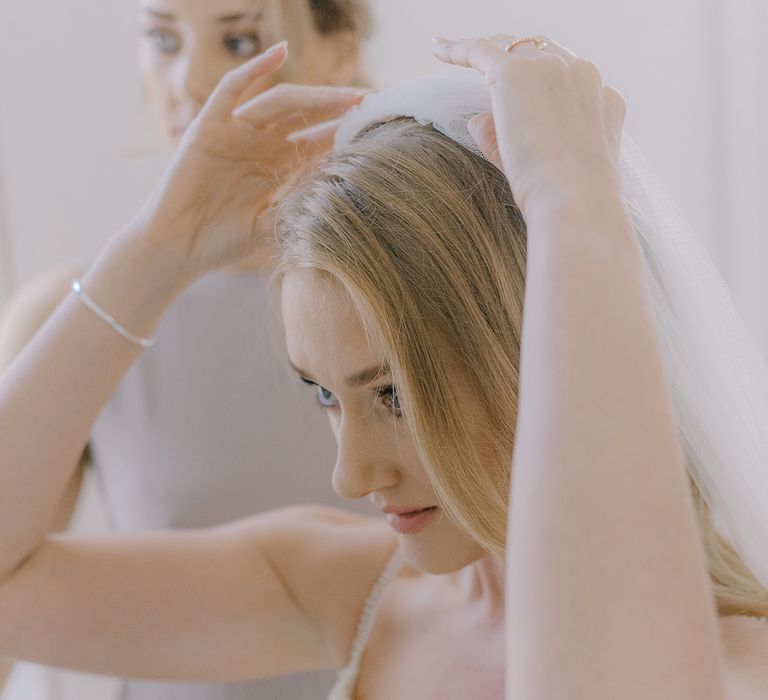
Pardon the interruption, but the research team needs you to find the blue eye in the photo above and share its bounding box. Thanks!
[145,29,181,55]
[223,33,262,58]
[316,385,338,408]
[301,378,338,410]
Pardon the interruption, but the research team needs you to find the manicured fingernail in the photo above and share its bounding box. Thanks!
[267,40,288,54]
[432,37,448,45]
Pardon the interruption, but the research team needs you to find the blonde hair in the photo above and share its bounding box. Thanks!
[276,117,768,617]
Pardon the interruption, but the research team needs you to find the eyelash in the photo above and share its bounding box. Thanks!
[223,32,262,58]
[376,385,403,417]
[300,379,403,418]
[142,27,262,59]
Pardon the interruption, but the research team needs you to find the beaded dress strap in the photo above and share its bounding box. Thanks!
[327,546,405,700]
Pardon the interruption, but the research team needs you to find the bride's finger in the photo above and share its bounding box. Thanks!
[200,41,289,121]
[431,35,572,76]
[431,36,507,76]
[233,83,367,127]
[487,34,575,60]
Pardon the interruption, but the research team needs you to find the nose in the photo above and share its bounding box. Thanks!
[169,42,222,109]
[332,415,399,501]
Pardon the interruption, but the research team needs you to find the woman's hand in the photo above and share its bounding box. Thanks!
[135,42,366,279]
[431,35,626,216]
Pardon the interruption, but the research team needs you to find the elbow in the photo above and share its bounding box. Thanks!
[0,538,46,588]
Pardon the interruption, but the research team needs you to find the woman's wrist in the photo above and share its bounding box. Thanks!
[78,222,195,345]
[520,181,644,283]
[123,212,204,288]
[521,175,632,241]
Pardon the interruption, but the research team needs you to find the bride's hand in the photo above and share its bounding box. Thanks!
[135,42,366,279]
[431,35,626,216]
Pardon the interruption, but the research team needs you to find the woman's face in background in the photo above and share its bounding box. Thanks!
[138,0,362,146]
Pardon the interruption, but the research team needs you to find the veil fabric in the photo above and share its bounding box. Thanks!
[335,76,768,592]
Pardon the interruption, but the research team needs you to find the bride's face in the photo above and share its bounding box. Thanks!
[281,270,488,574]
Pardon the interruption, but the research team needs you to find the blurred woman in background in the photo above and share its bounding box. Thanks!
[0,2,372,698]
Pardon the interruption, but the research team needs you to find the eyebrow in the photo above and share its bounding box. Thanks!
[141,7,175,20]
[140,6,263,23]
[216,13,262,23]
[291,363,392,388]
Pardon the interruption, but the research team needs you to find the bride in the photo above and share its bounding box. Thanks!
[0,34,767,699]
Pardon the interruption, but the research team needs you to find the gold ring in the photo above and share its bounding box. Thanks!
[504,36,550,53]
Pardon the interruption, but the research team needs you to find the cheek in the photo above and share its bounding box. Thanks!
[138,48,168,108]
[406,459,432,487]
[392,429,432,484]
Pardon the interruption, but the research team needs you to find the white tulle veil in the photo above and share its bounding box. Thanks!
[334,76,768,593]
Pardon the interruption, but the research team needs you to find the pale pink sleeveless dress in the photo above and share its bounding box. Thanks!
[90,270,376,700]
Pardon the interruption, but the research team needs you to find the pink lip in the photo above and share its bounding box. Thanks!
[385,506,439,535]
[381,504,433,515]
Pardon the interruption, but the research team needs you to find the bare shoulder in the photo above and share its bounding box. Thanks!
[251,504,399,667]
[0,263,82,366]
[720,615,768,699]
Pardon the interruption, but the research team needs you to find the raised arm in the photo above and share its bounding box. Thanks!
[0,502,394,680]
[0,39,363,582]
[0,263,90,536]
[0,265,91,529]
[0,43,376,679]
[0,263,87,691]
[433,35,725,699]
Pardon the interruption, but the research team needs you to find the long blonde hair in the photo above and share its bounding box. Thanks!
[277,117,768,617]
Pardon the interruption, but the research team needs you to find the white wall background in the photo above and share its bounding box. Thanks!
[0,1,766,698]
[0,1,167,308]
[713,0,768,351]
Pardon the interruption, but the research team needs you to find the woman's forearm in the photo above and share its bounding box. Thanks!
[505,191,724,698]
[0,227,186,579]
